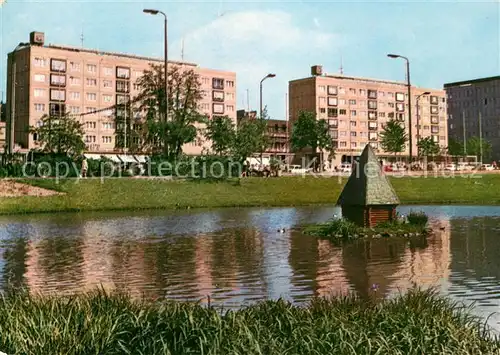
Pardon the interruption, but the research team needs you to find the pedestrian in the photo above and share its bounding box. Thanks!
[81,157,88,178]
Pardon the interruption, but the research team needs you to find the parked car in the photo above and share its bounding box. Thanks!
[339,163,352,173]
[481,164,494,171]
[444,164,456,171]
[289,165,311,174]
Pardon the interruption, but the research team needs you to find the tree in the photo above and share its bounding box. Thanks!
[135,64,204,157]
[466,136,492,161]
[379,119,408,157]
[447,137,464,156]
[290,111,335,167]
[205,115,235,155]
[417,136,440,157]
[231,119,267,164]
[29,113,85,156]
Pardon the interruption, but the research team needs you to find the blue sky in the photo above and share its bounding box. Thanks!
[1,0,499,120]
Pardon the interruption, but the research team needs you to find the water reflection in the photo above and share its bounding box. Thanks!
[1,206,500,330]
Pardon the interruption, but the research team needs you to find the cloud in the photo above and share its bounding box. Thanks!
[313,18,320,28]
[171,10,341,118]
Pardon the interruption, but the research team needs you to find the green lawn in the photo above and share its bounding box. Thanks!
[0,288,497,354]
[0,174,499,215]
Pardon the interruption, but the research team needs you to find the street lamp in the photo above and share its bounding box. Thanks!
[416,91,431,156]
[143,9,168,122]
[260,73,276,119]
[387,53,413,162]
[259,73,276,164]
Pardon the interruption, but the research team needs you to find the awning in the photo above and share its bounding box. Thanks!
[118,155,137,164]
[84,153,102,160]
[101,154,121,163]
[245,157,270,166]
[134,155,148,163]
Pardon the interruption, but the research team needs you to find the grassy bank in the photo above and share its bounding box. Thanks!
[0,289,497,354]
[0,174,499,215]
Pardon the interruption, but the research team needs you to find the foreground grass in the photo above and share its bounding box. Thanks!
[0,288,497,355]
[0,174,499,215]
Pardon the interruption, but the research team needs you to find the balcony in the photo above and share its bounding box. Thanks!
[116,67,131,79]
[368,89,377,99]
[212,78,224,90]
[116,80,130,93]
[50,59,67,73]
[212,91,224,102]
[50,74,66,87]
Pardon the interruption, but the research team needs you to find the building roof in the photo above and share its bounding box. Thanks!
[444,75,500,88]
[10,42,198,67]
[289,74,408,87]
[337,144,400,206]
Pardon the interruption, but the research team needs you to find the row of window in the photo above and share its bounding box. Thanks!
[201,90,235,100]
[84,135,114,144]
[328,118,443,129]
[318,85,444,103]
[201,77,235,88]
[36,58,137,78]
[33,88,132,102]
[198,103,235,112]
[35,74,141,91]
[320,107,446,120]
[318,97,445,110]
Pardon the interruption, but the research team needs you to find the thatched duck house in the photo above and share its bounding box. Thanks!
[337,144,400,227]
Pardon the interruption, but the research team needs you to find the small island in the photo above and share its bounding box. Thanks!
[306,144,433,244]
[305,211,431,244]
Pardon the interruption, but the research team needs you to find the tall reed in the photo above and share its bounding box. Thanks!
[0,288,497,354]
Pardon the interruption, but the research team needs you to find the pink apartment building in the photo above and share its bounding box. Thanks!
[289,66,448,167]
[5,31,237,156]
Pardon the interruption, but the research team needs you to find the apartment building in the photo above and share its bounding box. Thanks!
[289,65,448,167]
[236,109,293,163]
[445,76,500,161]
[5,31,237,155]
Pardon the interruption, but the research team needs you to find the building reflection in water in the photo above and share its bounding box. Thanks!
[313,217,451,301]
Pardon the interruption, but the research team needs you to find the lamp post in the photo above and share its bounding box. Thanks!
[259,73,276,164]
[415,91,431,157]
[143,9,168,122]
[387,54,413,162]
[260,73,276,119]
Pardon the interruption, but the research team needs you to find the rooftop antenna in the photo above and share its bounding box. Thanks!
[181,37,185,61]
[80,24,84,48]
[339,54,344,75]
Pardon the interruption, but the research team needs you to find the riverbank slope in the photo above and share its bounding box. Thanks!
[0,288,497,354]
[0,175,499,215]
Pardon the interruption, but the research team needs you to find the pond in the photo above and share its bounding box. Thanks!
[1,205,500,330]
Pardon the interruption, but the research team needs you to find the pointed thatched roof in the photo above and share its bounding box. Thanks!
[337,144,400,206]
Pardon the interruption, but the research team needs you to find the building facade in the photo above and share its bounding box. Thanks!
[289,66,448,167]
[236,109,292,163]
[5,31,237,155]
[444,76,500,161]
[0,122,5,151]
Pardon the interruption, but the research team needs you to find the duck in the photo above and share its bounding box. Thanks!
[277,228,286,233]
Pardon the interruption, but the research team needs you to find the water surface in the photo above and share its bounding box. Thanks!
[1,205,500,330]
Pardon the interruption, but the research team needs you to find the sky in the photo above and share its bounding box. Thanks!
[0,0,499,120]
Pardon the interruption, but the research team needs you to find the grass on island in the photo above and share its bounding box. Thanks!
[305,211,430,244]
[0,288,498,355]
[0,174,500,215]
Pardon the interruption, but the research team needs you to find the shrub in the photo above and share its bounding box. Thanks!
[407,211,429,226]
[305,218,360,243]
